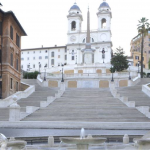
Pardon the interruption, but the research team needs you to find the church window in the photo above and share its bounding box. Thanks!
[51,52,54,57]
[71,21,76,31]
[72,56,74,60]
[65,55,67,60]
[51,59,54,65]
[101,18,106,29]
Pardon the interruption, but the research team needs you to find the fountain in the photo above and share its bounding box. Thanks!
[60,128,106,150]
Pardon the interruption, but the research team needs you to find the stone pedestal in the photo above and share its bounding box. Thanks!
[123,134,129,144]
[9,102,20,121]
[77,144,88,150]
[60,82,65,91]
[48,136,54,147]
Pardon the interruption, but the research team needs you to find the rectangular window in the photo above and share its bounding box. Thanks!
[16,33,20,48]
[33,51,35,53]
[39,56,42,59]
[0,50,1,63]
[16,82,18,91]
[21,65,23,69]
[51,59,54,65]
[27,57,29,60]
[10,78,13,89]
[33,57,35,60]
[58,55,60,58]
[58,49,60,52]
[65,49,67,53]
[45,56,48,59]
[33,64,35,68]
[10,26,13,40]
[72,56,74,60]
[149,44,150,47]
[45,50,47,53]
[149,38,150,42]
[11,53,13,66]
[65,55,67,60]
[51,52,54,57]
[21,58,24,60]
[135,56,139,60]
[16,59,19,71]
[0,22,2,35]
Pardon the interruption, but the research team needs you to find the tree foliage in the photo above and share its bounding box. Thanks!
[110,47,128,72]
[23,71,39,79]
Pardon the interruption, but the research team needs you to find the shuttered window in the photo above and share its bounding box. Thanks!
[0,22,2,36]
[16,33,20,47]
[11,53,13,66]
[10,26,13,40]
[16,59,19,70]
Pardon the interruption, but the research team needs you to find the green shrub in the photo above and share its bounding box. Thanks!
[23,71,39,79]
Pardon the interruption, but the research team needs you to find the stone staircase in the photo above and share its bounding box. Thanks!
[116,78,150,118]
[22,87,150,122]
[0,79,58,121]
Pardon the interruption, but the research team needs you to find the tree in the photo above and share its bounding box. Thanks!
[110,47,128,72]
[149,58,150,69]
[137,18,150,78]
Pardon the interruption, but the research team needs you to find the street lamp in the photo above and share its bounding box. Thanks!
[138,61,140,73]
[129,64,131,80]
[61,64,64,82]
[102,48,105,63]
[44,64,47,81]
[111,65,114,82]
[39,62,41,74]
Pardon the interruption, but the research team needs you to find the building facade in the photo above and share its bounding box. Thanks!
[0,9,27,98]
[21,1,113,71]
[130,31,150,69]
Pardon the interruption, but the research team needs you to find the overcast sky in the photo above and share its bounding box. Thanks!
[1,0,150,55]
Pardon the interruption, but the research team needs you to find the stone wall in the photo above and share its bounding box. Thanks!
[20,83,29,91]
[48,80,58,87]
[68,81,77,88]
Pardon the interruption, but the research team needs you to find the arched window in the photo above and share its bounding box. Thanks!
[71,21,76,31]
[101,18,106,29]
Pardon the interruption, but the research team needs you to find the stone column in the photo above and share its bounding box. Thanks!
[9,102,20,121]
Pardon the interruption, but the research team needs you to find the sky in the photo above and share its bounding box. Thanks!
[1,0,150,55]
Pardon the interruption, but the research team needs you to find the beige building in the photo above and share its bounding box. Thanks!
[130,31,150,69]
[0,9,27,98]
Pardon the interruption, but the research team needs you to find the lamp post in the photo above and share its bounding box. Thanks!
[44,64,47,81]
[138,61,140,73]
[129,64,131,80]
[111,65,114,82]
[102,48,105,63]
[61,64,64,82]
[39,62,41,74]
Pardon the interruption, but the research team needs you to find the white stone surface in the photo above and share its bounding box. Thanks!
[48,136,54,147]
[123,134,129,144]
[9,102,20,121]
[142,83,150,97]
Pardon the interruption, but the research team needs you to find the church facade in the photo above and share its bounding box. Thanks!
[21,1,113,71]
